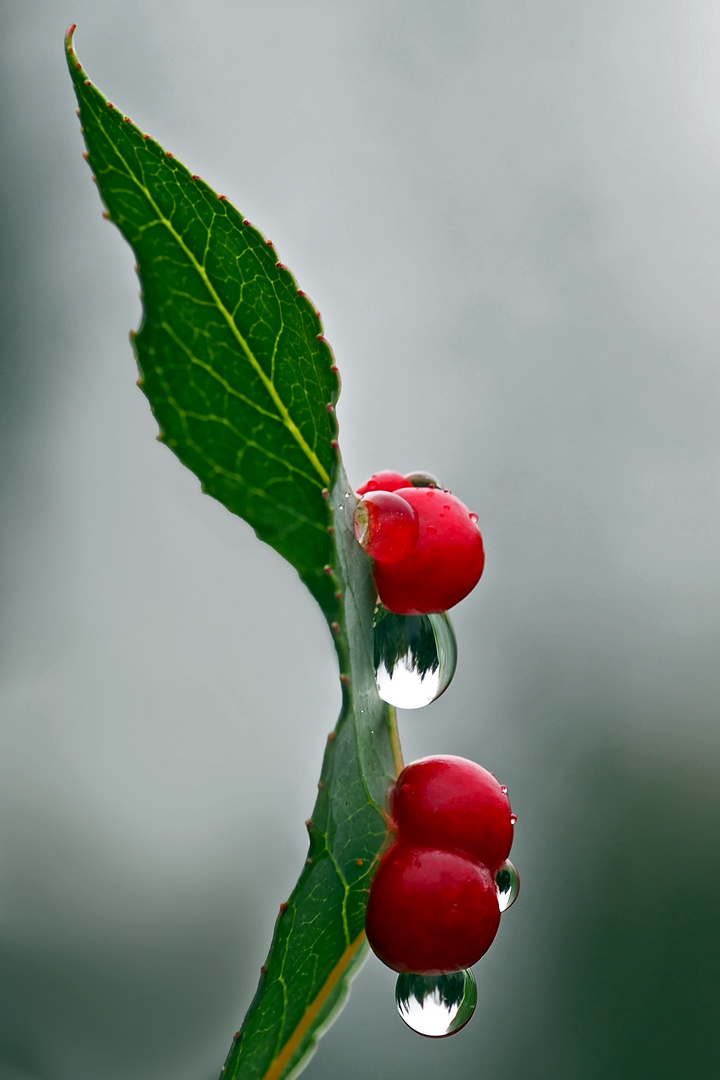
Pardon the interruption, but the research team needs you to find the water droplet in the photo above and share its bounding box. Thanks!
[395,970,477,1038]
[404,470,442,489]
[500,785,508,794]
[374,607,457,709]
[510,814,517,825]
[495,860,519,912]
[469,512,478,523]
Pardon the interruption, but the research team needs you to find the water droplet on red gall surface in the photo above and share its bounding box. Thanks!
[395,969,477,1038]
[374,607,457,709]
[495,860,520,913]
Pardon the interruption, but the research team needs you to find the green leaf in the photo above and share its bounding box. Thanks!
[223,468,399,1080]
[65,27,400,1080]
[66,28,340,620]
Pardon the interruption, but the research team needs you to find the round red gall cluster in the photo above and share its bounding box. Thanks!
[353,491,418,563]
[353,471,484,615]
[357,470,408,495]
[365,755,515,975]
[392,755,513,873]
[365,846,498,976]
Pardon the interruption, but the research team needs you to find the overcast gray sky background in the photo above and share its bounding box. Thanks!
[1,2,720,1078]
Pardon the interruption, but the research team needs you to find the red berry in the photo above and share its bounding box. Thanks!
[391,755,514,872]
[365,843,500,975]
[356,470,408,496]
[372,487,484,614]
[354,491,419,563]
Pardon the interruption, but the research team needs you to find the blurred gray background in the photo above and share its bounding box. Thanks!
[2,1,720,1077]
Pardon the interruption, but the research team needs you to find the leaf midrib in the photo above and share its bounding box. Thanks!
[260,933,366,1080]
[91,96,330,487]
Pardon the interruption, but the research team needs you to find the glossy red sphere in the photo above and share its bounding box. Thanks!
[365,843,500,975]
[372,487,484,614]
[392,755,514,872]
[356,471,408,496]
[354,491,419,563]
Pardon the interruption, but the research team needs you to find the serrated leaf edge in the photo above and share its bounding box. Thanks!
[65,24,330,490]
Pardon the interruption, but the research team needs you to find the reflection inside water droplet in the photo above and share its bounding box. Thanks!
[495,859,520,912]
[374,606,457,709]
[395,969,477,1037]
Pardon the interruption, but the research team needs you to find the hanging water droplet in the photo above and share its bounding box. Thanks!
[374,606,457,709]
[469,512,478,523]
[495,860,520,912]
[500,785,508,795]
[395,969,477,1038]
[510,814,517,825]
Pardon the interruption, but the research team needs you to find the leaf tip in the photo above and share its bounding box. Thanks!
[64,23,78,62]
